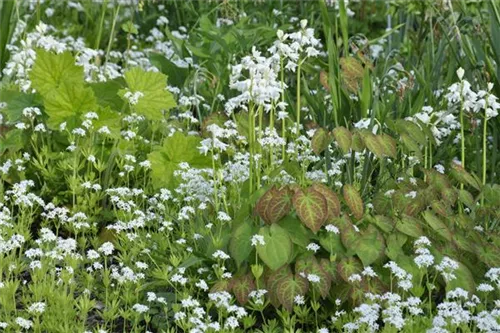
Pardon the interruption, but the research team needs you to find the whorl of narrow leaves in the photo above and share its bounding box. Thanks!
[332,126,352,154]
[230,274,255,305]
[276,273,309,311]
[342,184,364,220]
[255,186,292,224]
[311,183,341,221]
[292,188,328,233]
[311,127,331,155]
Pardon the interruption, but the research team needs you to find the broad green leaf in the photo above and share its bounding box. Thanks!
[446,262,475,293]
[148,131,211,190]
[311,127,330,155]
[44,81,97,129]
[90,78,126,111]
[332,126,352,154]
[149,53,189,87]
[361,131,385,158]
[229,219,256,268]
[276,274,308,311]
[343,184,364,220]
[119,67,176,121]
[257,224,293,271]
[0,90,41,122]
[351,131,365,151]
[422,211,452,241]
[450,163,482,190]
[370,215,394,233]
[395,215,424,238]
[292,188,328,233]
[354,225,385,266]
[378,134,397,158]
[30,49,84,95]
[319,229,347,257]
[311,183,341,221]
[278,215,314,248]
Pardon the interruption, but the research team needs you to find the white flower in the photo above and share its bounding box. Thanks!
[28,302,46,314]
[457,67,465,80]
[325,224,339,233]
[212,250,230,260]
[98,242,114,256]
[307,274,320,283]
[306,242,320,253]
[15,317,32,329]
[477,283,494,293]
[251,234,265,246]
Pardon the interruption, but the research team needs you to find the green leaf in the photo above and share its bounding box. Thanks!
[90,78,126,111]
[354,225,385,266]
[30,49,84,96]
[44,81,97,129]
[276,273,309,311]
[257,224,293,271]
[292,188,328,233]
[311,127,331,155]
[0,90,41,122]
[229,219,256,268]
[343,184,364,220]
[121,21,138,34]
[119,67,176,121]
[332,126,352,154]
[422,211,452,241]
[395,215,424,238]
[446,262,475,293]
[148,131,211,190]
[149,53,189,88]
[278,215,314,248]
[378,134,397,158]
[361,131,385,158]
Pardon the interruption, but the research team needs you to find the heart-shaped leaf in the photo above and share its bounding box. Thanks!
[293,188,328,233]
[230,274,255,305]
[266,186,293,224]
[332,126,352,154]
[343,184,364,220]
[311,127,331,155]
[354,225,385,266]
[257,224,293,271]
[229,219,257,268]
[276,273,309,311]
[311,183,341,221]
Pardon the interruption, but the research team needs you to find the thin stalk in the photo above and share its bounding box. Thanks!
[296,61,302,135]
[94,0,108,49]
[104,4,121,68]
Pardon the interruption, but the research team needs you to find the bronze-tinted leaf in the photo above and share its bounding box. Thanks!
[311,127,331,155]
[230,274,255,305]
[332,126,352,154]
[311,183,341,220]
[292,188,328,233]
[343,184,364,220]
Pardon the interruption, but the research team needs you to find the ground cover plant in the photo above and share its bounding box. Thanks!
[0,0,500,332]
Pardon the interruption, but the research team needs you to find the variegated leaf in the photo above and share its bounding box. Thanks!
[276,273,309,311]
[311,127,331,155]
